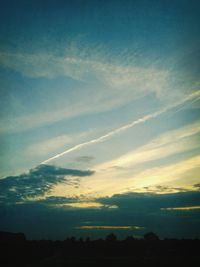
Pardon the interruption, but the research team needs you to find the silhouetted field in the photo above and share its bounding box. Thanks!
[0,231,200,266]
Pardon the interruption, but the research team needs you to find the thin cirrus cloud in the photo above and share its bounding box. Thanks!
[41,120,200,200]
[48,155,200,200]
[1,47,196,102]
[96,120,200,171]
[1,48,198,104]
[0,51,168,86]
[26,128,97,157]
[0,87,144,134]
[129,155,200,190]
[0,48,194,134]
[41,91,200,165]
[45,121,200,198]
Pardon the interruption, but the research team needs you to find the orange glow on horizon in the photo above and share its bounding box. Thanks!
[161,206,200,211]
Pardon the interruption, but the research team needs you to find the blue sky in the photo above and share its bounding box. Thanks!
[0,0,200,239]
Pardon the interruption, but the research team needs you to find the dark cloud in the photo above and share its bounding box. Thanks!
[140,185,192,194]
[31,164,94,177]
[74,156,95,163]
[109,166,125,170]
[99,191,200,210]
[1,190,200,240]
[0,164,200,240]
[0,164,94,204]
[193,183,200,189]
[37,196,80,205]
[95,191,200,238]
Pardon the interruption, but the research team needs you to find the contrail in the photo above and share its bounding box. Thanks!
[167,95,200,118]
[41,91,200,165]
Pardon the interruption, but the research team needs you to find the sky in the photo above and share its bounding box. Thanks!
[0,0,200,240]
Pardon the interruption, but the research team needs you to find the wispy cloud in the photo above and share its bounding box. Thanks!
[41,91,200,164]
[97,120,200,170]
[73,154,200,199]
[26,128,97,157]
[130,155,200,190]
[2,47,198,101]
[42,117,200,199]
[1,48,197,134]
[1,99,113,133]
[0,51,168,87]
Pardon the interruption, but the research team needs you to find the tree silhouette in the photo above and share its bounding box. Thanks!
[1,231,200,266]
[106,233,117,242]
[144,232,159,241]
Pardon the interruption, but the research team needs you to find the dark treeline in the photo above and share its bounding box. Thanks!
[0,231,200,266]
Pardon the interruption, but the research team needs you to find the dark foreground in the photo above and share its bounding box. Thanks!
[1,231,200,266]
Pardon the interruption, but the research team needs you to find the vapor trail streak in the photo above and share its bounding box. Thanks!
[41,91,200,165]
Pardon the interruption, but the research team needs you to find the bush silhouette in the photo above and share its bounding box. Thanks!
[106,233,117,242]
[144,232,159,241]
